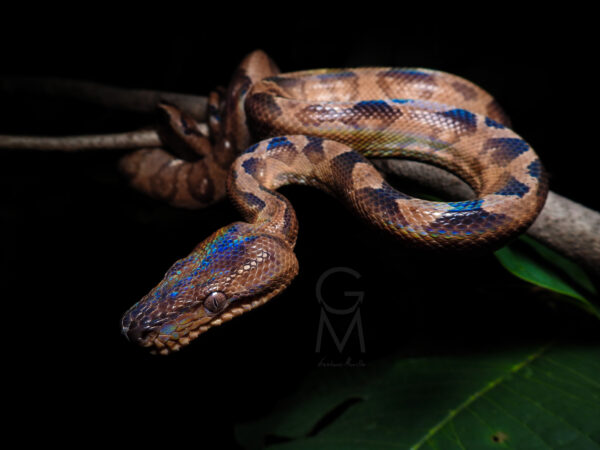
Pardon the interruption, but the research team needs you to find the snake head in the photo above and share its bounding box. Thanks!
[121,222,298,354]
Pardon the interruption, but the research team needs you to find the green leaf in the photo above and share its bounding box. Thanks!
[495,236,599,319]
[518,235,596,295]
[236,344,600,449]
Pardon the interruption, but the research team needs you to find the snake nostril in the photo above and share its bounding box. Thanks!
[126,325,152,344]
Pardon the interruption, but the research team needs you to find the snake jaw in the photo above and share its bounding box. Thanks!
[125,286,290,355]
[148,292,285,355]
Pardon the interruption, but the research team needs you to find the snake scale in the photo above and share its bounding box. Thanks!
[120,50,548,354]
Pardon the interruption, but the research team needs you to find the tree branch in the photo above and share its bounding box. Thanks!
[0,130,161,151]
[374,159,600,278]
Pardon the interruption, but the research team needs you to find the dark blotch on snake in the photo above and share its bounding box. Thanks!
[242,157,263,177]
[429,208,508,235]
[527,159,542,179]
[483,138,530,166]
[450,81,478,101]
[266,76,304,90]
[330,151,370,184]
[236,190,266,213]
[494,176,530,198]
[245,92,283,137]
[438,109,477,134]
[303,136,326,164]
[349,100,403,122]
[358,183,410,226]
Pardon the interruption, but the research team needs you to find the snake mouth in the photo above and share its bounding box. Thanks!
[136,292,279,355]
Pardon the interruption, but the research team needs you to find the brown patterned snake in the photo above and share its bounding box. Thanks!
[120,50,548,354]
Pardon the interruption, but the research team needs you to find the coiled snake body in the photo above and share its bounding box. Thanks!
[120,50,548,354]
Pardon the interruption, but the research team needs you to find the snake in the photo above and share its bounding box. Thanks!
[120,50,548,354]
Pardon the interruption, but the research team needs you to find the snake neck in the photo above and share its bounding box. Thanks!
[227,147,300,248]
[227,135,375,249]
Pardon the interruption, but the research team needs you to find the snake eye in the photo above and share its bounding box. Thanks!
[203,291,228,314]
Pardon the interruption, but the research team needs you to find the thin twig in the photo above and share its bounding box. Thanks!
[0,130,161,151]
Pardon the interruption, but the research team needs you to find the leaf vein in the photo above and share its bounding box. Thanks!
[409,343,552,450]
[482,392,554,448]
[500,383,599,446]
[543,357,600,388]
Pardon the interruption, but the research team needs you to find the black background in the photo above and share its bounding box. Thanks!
[2,10,598,448]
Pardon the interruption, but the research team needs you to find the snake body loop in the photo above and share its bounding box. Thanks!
[121,50,548,354]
